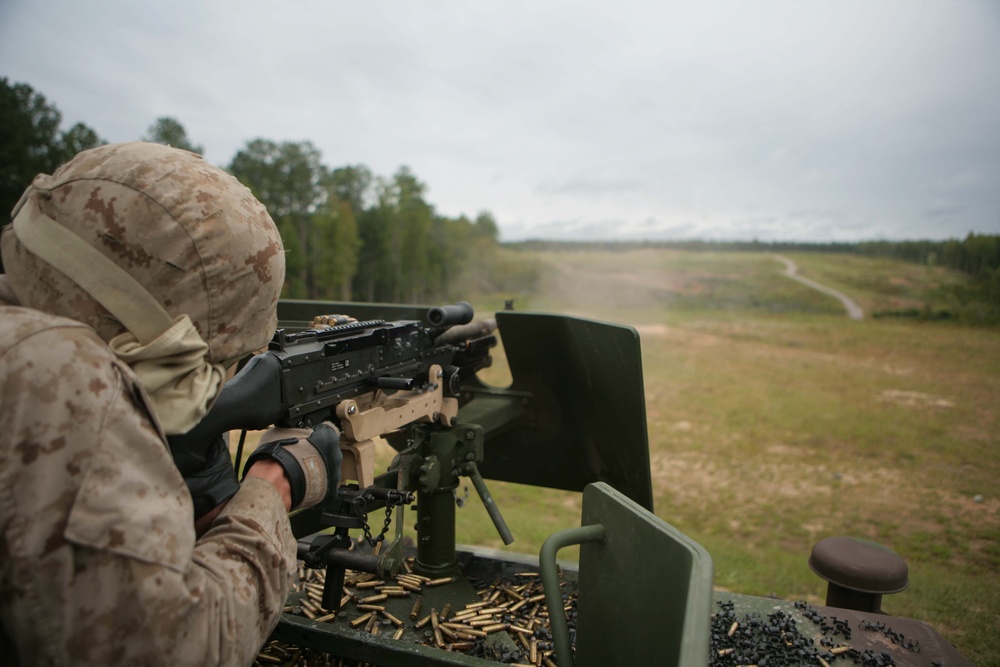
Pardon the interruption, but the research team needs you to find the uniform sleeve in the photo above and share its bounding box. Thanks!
[0,321,296,667]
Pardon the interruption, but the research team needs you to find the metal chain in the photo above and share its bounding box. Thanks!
[359,490,410,547]
[361,505,395,547]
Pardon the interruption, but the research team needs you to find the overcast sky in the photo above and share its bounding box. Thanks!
[2,1,998,242]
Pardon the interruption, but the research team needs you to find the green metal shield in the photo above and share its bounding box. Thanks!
[469,311,654,511]
[540,482,713,667]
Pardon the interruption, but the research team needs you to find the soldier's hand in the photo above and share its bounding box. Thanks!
[242,423,342,511]
[183,435,240,521]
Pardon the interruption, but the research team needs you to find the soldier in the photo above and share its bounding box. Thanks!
[0,142,340,666]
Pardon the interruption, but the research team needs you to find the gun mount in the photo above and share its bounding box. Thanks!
[261,300,970,667]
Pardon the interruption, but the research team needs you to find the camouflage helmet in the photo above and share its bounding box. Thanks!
[1,141,285,365]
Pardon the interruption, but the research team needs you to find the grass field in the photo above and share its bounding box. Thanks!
[446,247,999,665]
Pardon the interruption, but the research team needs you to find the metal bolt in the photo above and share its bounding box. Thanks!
[347,404,357,415]
[465,430,475,441]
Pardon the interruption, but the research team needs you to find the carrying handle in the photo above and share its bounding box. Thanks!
[539,524,607,667]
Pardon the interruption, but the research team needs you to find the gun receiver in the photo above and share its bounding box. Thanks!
[168,302,496,477]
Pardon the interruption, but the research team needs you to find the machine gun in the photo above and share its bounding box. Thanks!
[169,301,494,465]
[168,302,514,611]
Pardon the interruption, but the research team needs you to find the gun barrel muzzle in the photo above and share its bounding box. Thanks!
[427,301,474,327]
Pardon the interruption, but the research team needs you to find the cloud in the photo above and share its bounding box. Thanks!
[923,204,967,220]
[1,0,998,241]
[533,176,646,197]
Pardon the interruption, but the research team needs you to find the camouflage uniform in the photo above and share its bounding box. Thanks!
[0,143,295,666]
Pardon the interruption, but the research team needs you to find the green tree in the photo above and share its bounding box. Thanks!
[311,195,361,300]
[0,78,104,221]
[352,167,436,303]
[228,139,328,297]
[60,122,103,158]
[428,214,473,300]
[472,210,500,242]
[430,210,510,299]
[394,167,434,302]
[355,178,403,302]
[326,165,373,220]
[143,117,204,155]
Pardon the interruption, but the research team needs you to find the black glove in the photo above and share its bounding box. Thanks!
[184,435,240,520]
[242,423,342,511]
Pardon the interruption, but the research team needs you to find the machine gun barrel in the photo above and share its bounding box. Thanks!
[426,301,474,327]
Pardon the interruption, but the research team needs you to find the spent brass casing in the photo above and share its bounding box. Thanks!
[508,599,529,613]
[426,577,455,587]
[350,612,374,628]
[462,600,489,610]
[384,590,410,598]
[477,607,506,615]
[483,623,509,634]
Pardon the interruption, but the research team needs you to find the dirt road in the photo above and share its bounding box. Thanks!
[773,255,864,320]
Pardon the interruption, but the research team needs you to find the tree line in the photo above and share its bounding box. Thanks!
[1,77,516,304]
[3,77,995,315]
[226,140,504,303]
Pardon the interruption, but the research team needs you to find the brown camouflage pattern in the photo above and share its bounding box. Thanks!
[1,142,285,364]
[0,293,296,666]
[0,143,295,665]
